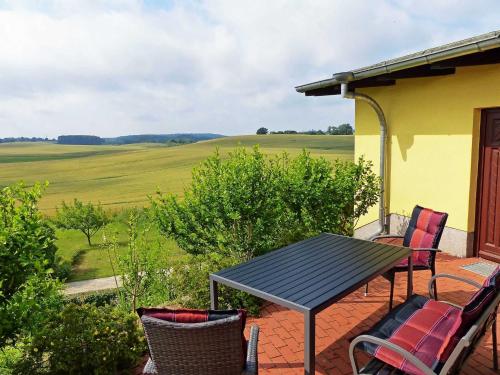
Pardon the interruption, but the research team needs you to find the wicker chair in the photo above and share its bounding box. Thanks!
[367,205,448,310]
[141,314,259,375]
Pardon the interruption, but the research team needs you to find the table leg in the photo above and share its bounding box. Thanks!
[407,254,413,299]
[210,277,219,310]
[304,311,315,375]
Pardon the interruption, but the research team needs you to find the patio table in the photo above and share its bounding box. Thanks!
[209,233,413,375]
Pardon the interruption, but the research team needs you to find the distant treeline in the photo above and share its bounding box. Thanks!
[0,137,55,143]
[257,124,354,136]
[56,133,225,145]
[58,135,104,145]
[104,133,224,145]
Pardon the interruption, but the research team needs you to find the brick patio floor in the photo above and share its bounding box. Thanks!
[245,254,499,375]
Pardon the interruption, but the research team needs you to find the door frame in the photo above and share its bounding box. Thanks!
[474,107,500,259]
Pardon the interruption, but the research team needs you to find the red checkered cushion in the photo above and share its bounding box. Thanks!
[437,266,500,363]
[137,307,248,363]
[462,266,500,328]
[137,307,246,325]
[374,300,460,375]
[357,295,460,375]
[396,206,448,268]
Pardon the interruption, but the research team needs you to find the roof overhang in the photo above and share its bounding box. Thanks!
[296,30,500,96]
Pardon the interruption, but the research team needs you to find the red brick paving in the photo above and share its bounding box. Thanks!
[245,254,499,374]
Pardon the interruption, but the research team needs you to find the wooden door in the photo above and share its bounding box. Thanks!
[477,108,500,262]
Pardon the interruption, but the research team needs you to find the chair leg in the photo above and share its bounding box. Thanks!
[389,274,395,311]
[365,283,369,297]
[493,317,498,371]
[431,266,438,300]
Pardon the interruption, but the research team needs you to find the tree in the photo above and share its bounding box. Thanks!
[55,199,109,246]
[337,123,354,135]
[256,127,268,135]
[327,126,338,135]
[57,135,104,145]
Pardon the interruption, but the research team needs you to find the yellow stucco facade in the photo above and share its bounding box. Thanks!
[354,63,500,256]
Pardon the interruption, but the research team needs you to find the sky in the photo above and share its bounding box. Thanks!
[0,1,499,138]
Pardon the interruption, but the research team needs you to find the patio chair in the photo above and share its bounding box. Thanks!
[138,308,259,375]
[350,267,500,375]
[368,205,448,310]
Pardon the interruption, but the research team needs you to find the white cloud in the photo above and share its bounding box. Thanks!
[0,0,498,137]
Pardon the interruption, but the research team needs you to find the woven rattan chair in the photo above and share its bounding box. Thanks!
[141,314,259,375]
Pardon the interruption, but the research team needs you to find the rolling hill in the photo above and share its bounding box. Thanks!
[0,135,354,214]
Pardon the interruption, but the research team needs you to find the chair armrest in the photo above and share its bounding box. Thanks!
[349,335,436,375]
[371,235,404,241]
[412,248,441,252]
[243,325,259,375]
[428,273,482,301]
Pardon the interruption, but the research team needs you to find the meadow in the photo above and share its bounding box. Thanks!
[0,135,354,281]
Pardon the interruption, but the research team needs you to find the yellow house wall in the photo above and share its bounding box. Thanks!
[355,63,500,234]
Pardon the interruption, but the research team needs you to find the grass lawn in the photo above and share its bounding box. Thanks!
[56,219,186,282]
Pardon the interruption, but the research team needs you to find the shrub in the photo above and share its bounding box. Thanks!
[1,275,64,345]
[0,342,24,374]
[0,182,58,302]
[169,252,261,315]
[107,211,174,312]
[153,148,379,260]
[54,198,109,246]
[281,153,379,238]
[53,258,73,281]
[14,303,144,374]
[153,147,293,261]
[66,290,119,307]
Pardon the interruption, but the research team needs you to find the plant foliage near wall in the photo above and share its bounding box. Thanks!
[153,147,379,261]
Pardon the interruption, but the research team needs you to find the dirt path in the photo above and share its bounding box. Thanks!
[64,276,122,295]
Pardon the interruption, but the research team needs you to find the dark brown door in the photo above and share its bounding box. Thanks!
[477,108,500,262]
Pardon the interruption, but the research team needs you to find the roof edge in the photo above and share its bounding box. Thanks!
[296,30,500,94]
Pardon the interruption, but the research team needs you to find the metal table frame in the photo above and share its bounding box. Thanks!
[209,233,413,374]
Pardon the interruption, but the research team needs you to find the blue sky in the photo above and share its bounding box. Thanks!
[0,0,499,137]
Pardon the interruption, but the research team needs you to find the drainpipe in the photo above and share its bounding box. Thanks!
[339,77,388,236]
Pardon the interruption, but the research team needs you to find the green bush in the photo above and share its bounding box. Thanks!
[1,275,64,345]
[66,290,119,307]
[53,258,73,281]
[169,252,261,315]
[0,342,24,375]
[281,153,379,238]
[0,182,62,346]
[0,182,58,302]
[107,212,174,312]
[154,147,290,261]
[153,147,379,261]
[14,303,144,375]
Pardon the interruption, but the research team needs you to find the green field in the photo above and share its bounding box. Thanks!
[0,135,354,281]
[55,221,186,281]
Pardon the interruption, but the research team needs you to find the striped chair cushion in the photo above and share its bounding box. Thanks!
[137,307,248,362]
[398,206,448,267]
[137,307,246,325]
[437,266,500,364]
[462,266,500,326]
[357,295,461,375]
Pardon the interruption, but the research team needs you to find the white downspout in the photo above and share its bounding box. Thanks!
[341,82,388,236]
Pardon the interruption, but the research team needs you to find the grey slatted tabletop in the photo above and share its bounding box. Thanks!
[209,232,413,375]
